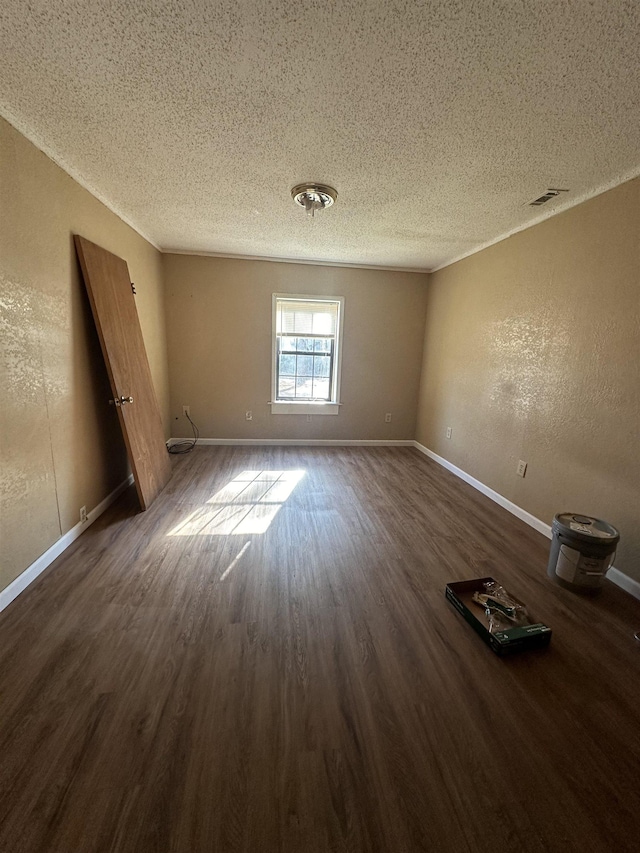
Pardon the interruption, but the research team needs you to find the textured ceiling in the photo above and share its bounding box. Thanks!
[1,0,639,271]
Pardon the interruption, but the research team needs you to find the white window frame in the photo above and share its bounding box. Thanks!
[270,294,344,416]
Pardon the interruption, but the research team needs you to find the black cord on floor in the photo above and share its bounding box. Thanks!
[167,411,199,454]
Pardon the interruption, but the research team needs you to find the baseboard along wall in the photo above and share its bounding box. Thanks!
[167,437,415,447]
[413,441,640,602]
[0,474,135,613]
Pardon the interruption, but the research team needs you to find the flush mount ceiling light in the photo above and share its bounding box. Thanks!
[291,183,337,218]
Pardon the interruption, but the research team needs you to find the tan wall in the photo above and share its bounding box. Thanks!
[416,178,640,580]
[163,255,428,441]
[0,117,170,593]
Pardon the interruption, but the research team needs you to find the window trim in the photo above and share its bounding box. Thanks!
[270,293,344,416]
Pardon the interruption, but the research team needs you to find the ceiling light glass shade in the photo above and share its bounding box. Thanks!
[291,183,337,218]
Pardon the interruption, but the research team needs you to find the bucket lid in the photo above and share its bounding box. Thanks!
[553,513,619,541]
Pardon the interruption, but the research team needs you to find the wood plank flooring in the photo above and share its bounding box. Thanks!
[1,446,639,852]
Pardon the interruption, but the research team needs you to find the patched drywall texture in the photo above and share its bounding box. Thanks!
[416,178,640,580]
[163,255,428,441]
[0,117,170,594]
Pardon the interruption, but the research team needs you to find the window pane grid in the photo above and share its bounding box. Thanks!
[274,296,342,406]
[276,337,334,401]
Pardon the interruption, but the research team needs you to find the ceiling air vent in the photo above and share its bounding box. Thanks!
[529,188,569,206]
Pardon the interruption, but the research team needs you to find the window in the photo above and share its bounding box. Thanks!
[271,294,344,415]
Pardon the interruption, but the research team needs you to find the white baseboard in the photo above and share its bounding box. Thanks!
[0,474,134,613]
[169,437,415,447]
[413,442,553,538]
[606,568,640,600]
[413,442,640,601]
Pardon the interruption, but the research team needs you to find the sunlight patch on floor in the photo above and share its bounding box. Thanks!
[167,470,306,536]
[219,541,251,581]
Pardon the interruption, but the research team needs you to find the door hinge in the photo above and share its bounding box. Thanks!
[131,282,136,294]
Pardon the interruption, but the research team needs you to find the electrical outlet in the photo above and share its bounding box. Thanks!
[245,410,252,421]
[517,460,527,477]
[182,405,190,418]
[446,426,452,439]
[385,412,392,423]
[80,506,87,524]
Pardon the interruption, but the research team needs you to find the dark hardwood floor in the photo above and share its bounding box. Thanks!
[1,446,639,852]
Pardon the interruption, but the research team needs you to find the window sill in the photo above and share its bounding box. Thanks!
[270,402,341,416]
